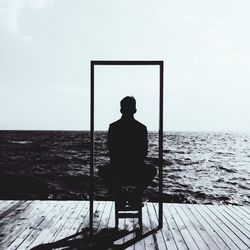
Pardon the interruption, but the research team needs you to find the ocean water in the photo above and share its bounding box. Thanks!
[0,130,249,205]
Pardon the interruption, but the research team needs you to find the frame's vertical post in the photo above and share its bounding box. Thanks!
[90,61,94,232]
[159,61,164,229]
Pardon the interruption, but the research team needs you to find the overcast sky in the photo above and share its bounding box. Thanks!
[1,0,250,131]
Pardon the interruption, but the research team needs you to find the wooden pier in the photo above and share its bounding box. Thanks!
[0,200,249,249]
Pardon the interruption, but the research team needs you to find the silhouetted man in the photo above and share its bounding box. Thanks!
[99,96,156,204]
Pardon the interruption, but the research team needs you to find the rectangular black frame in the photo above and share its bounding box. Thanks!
[90,60,164,230]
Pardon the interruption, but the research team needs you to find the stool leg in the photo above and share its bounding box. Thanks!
[115,202,119,230]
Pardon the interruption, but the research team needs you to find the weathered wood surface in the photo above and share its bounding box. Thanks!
[0,201,249,249]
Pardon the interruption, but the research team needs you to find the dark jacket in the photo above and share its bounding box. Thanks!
[107,116,148,171]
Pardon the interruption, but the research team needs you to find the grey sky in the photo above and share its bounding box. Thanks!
[0,0,250,131]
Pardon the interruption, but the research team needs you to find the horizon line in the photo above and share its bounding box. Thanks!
[0,129,249,134]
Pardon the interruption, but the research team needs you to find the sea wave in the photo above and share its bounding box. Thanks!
[0,130,250,205]
[9,140,33,144]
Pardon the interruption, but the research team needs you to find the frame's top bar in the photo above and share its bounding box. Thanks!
[91,60,163,66]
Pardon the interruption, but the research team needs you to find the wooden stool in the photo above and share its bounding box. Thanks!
[115,197,143,234]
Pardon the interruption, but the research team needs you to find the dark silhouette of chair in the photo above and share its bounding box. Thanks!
[114,186,143,234]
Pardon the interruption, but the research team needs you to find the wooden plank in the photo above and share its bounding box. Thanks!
[107,201,115,228]
[226,206,250,228]
[28,201,85,249]
[0,201,36,249]
[5,200,57,250]
[185,204,230,249]
[46,201,82,242]
[133,236,146,250]
[162,203,181,249]
[21,201,66,249]
[101,201,113,229]
[92,201,101,230]
[207,205,250,248]
[217,205,250,237]
[237,206,250,220]
[168,203,199,250]
[40,201,75,239]
[174,204,209,250]
[64,200,89,237]
[142,203,156,250]
[146,202,167,250]
[76,201,90,232]
[96,201,107,230]
[176,204,215,249]
[240,206,250,215]
[0,200,11,211]
[177,204,218,249]
[21,201,65,249]
[122,214,132,244]
[46,201,79,242]
[0,201,26,220]
[0,201,37,247]
[0,201,32,239]
[0,201,18,213]
[14,201,74,249]
[197,204,242,249]
[164,204,188,250]
[125,217,136,250]
[153,203,178,250]
[75,201,100,232]
[133,229,146,250]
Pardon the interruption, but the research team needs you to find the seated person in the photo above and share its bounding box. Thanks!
[99,96,156,206]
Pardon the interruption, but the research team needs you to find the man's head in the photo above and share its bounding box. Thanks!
[120,96,137,116]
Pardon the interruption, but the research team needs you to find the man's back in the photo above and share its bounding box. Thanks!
[107,117,148,170]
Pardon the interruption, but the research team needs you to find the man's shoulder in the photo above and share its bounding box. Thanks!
[109,119,121,129]
[109,118,147,131]
[134,119,147,130]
